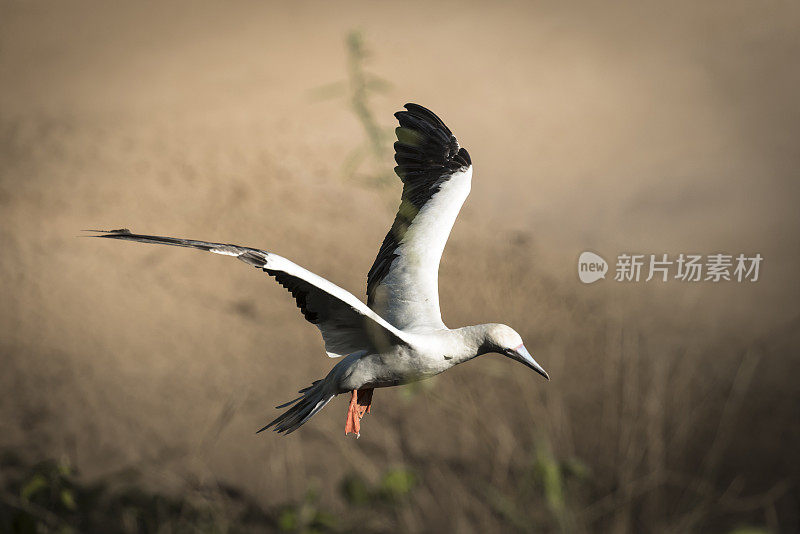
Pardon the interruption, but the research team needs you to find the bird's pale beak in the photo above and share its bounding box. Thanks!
[505,344,549,380]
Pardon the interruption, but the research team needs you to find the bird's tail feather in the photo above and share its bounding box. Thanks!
[258,379,335,435]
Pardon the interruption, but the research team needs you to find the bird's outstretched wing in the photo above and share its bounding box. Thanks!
[90,230,407,357]
[367,103,472,331]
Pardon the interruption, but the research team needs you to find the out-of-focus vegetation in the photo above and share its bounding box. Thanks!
[0,450,421,533]
[310,30,395,187]
[0,450,276,533]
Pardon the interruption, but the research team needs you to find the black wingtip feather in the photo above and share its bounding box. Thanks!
[83,228,132,234]
[402,103,452,134]
[392,103,469,181]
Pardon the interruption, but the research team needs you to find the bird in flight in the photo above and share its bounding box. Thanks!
[90,103,549,438]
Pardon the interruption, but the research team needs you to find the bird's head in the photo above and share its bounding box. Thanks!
[481,324,549,380]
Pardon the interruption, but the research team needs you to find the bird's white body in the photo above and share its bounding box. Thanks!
[336,326,483,391]
[93,103,548,436]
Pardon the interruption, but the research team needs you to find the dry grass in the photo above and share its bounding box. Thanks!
[1,1,798,532]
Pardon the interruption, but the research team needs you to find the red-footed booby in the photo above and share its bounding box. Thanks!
[90,104,549,438]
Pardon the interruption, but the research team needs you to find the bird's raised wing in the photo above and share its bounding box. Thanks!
[91,230,407,357]
[367,104,472,331]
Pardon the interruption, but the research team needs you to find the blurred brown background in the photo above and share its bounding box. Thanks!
[1,1,798,532]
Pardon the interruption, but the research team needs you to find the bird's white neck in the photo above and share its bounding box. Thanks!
[448,324,497,364]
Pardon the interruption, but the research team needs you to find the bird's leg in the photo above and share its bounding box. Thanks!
[344,388,374,438]
[344,390,359,437]
[357,388,373,415]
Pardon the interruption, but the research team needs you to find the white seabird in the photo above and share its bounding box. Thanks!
[91,103,549,438]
